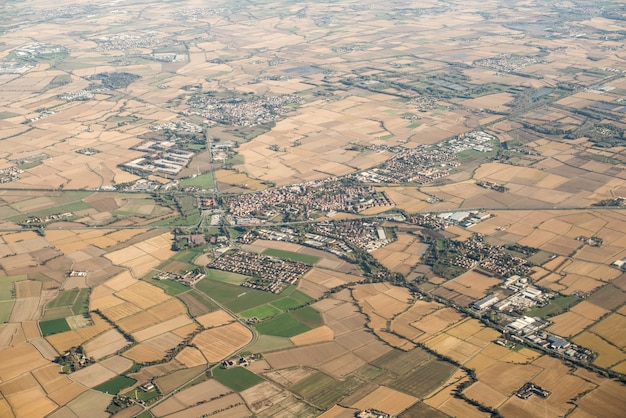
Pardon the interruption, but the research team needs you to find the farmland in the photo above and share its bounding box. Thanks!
[1,0,626,416]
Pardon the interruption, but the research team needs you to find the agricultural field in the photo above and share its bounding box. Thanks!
[1,0,626,416]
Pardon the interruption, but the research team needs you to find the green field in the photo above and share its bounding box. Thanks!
[46,288,90,317]
[269,297,304,312]
[262,249,320,265]
[150,279,190,296]
[526,295,578,318]
[94,375,137,395]
[196,279,286,313]
[0,275,27,300]
[205,268,250,285]
[71,289,90,315]
[212,366,264,391]
[39,318,71,336]
[240,304,282,320]
[170,247,205,264]
[289,306,323,328]
[123,387,160,402]
[254,314,311,337]
[180,173,215,189]
[290,372,362,409]
[0,300,14,323]
[48,289,80,309]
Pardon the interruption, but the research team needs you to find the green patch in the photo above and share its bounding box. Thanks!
[180,173,216,189]
[262,249,319,265]
[0,111,19,119]
[151,279,190,296]
[255,314,311,337]
[71,289,90,316]
[240,304,281,320]
[290,372,362,409]
[407,122,420,129]
[48,289,80,308]
[289,306,323,328]
[526,295,578,318]
[205,268,250,285]
[271,297,306,312]
[39,318,71,336]
[528,250,554,266]
[352,364,384,381]
[170,247,205,264]
[196,279,302,313]
[0,275,27,300]
[122,387,160,402]
[94,375,137,395]
[212,366,263,391]
[0,300,14,323]
[225,153,245,166]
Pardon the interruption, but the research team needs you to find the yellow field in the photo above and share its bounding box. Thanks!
[193,322,252,362]
[196,310,235,329]
[352,386,418,416]
[290,326,335,346]
[574,332,625,369]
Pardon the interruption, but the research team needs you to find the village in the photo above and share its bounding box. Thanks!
[207,250,311,293]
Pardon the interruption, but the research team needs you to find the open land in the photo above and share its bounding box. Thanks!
[0,0,626,417]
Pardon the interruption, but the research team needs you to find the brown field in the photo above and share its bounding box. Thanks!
[0,342,49,381]
[15,280,41,299]
[9,297,41,322]
[569,301,609,321]
[302,268,360,290]
[100,356,133,375]
[123,344,165,364]
[117,311,161,334]
[196,310,235,328]
[154,365,208,395]
[143,332,184,355]
[426,334,482,364]
[4,386,58,417]
[263,366,318,387]
[352,386,418,416]
[463,381,508,409]
[193,322,253,362]
[371,232,426,275]
[132,315,193,342]
[547,312,594,337]
[99,301,144,321]
[83,329,129,360]
[532,356,596,406]
[590,313,626,349]
[70,363,117,387]
[115,281,171,310]
[152,379,232,417]
[290,325,334,346]
[164,395,251,418]
[67,390,112,418]
[30,337,59,361]
[264,342,349,370]
[443,271,500,300]
[317,405,359,418]
[321,351,366,378]
[574,332,626,368]
[241,381,289,414]
[577,380,626,418]
[175,346,207,367]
